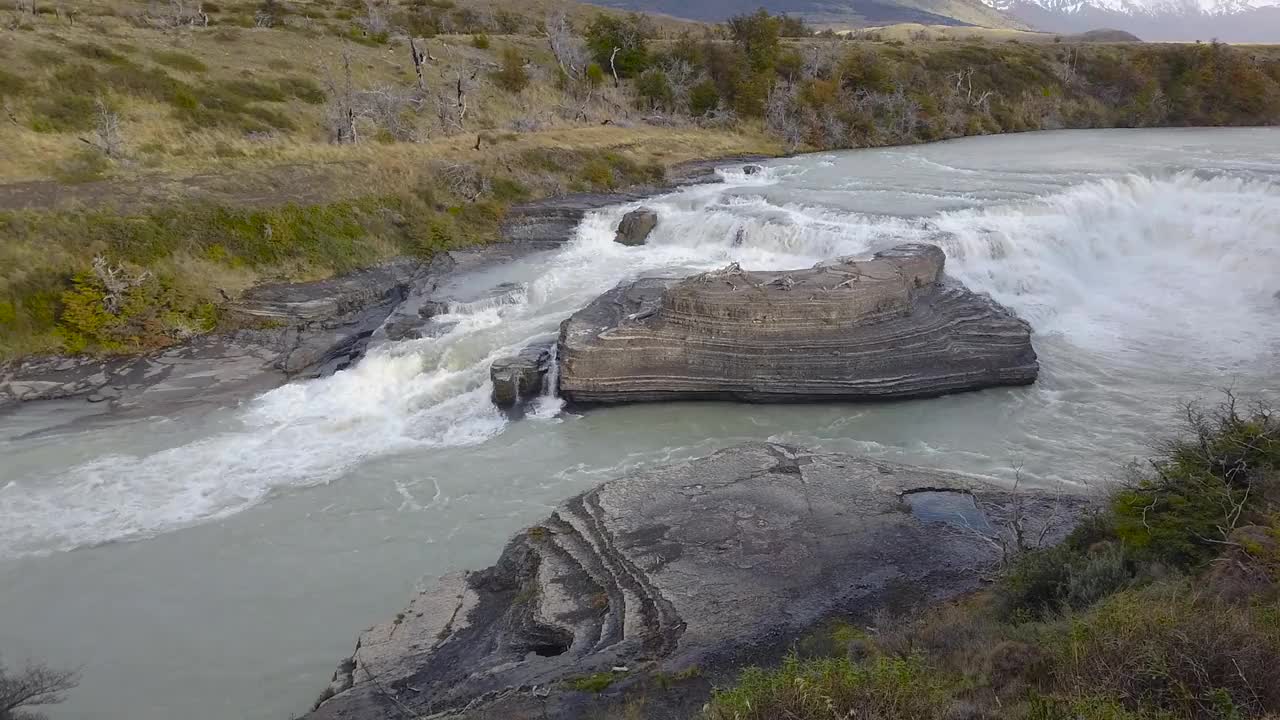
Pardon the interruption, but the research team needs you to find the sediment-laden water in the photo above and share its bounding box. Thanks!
[1,128,1277,720]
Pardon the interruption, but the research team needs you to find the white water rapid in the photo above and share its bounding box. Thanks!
[1,128,1277,720]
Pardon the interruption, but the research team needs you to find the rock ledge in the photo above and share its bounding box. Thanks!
[558,243,1038,405]
[307,443,1088,720]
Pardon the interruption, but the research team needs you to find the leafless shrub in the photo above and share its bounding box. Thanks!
[145,0,207,28]
[440,164,490,201]
[543,11,587,82]
[766,81,804,150]
[324,50,359,143]
[0,659,79,720]
[359,0,388,36]
[92,256,151,315]
[83,97,123,158]
[359,85,422,141]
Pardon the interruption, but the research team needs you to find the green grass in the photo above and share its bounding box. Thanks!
[149,50,209,73]
[0,142,663,358]
[567,672,618,693]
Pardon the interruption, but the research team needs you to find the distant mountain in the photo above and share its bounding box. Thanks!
[983,0,1280,41]
[586,0,1029,29]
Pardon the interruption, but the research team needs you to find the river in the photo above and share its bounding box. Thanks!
[1,128,1278,720]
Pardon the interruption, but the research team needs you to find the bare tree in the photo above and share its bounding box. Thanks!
[661,59,700,113]
[766,81,804,150]
[408,37,428,92]
[324,50,359,143]
[440,164,491,201]
[82,97,123,158]
[360,0,388,37]
[359,85,421,141]
[91,256,151,315]
[543,11,587,82]
[0,659,79,720]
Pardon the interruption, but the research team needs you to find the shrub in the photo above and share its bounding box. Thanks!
[104,63,185,101]
[1113,402,1278,568]
[688,79,720,116]
[53,148,112,184]
[277,76,326,104]
[492,47,529,93]
[471,33,490,50]
[586,62,606,87]
[635,68,673,111]
[150,50,208,73]
[51,63,103,95]
[585,14,650,79]
[707,654,955,720]
[30,94,97,132]
[1049,585,1280,719]
[219,78,287,103]
[0,68,28,98]
[72,42,128,64]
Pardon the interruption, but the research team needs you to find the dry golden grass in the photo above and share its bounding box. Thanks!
[827,22,1060,42]
[0,0,725,188]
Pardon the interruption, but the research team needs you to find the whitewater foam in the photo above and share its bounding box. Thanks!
[3,138,1278,559]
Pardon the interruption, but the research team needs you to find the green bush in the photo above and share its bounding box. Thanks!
[72,42,128,64]
[688,79,720,116]
[1113,404,1278,567]
[471,33,491,50]
[492,47,529,93]
[0,68,28,98]
[149,50,208,73]
[707,654,955,720]
[1048,585,1280,719]
[277,76,326,104]
[585,14,650,79]
[219,78,287,103]
[104,63,185,101]
[30,94,97,132]
[635,68,673,111]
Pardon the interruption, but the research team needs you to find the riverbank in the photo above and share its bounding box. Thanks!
[0,148,776,409]
[4,0,1279,369]
[306,398,1280,720]
[2,128,1276,720]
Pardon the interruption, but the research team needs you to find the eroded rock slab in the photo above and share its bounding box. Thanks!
[491,345,553,408]
[558,243,1038,404]
[307,443,1089,720]
[614,208,658,246]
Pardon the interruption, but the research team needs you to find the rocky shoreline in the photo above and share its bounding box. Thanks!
[0,156,768,414]
[306,443,1091,720]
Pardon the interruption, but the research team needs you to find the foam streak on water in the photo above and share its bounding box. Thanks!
[2,129,1279,560]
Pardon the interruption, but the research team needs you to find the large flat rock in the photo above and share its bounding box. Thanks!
[307,443,1089,720]
[557,243,1038,404]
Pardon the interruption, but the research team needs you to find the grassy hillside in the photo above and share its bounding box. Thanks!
[0,2,1277,360]
[588,0,1028,30]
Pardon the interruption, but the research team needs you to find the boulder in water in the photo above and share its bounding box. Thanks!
[743,164,764,175]
[558,243,1038,404]
[613,208,658,247]
[491,345,552,408]
[306,443,1090,720]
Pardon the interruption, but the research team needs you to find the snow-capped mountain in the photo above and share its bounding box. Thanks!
[984,0,1280,41]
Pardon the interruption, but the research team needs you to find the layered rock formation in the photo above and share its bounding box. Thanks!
[307,443,1088,720]
[491,345,552,408]
[558,243,1038,404]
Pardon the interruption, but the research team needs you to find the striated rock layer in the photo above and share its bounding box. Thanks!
[306,443,1090,720]
[557,243,1038,404]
